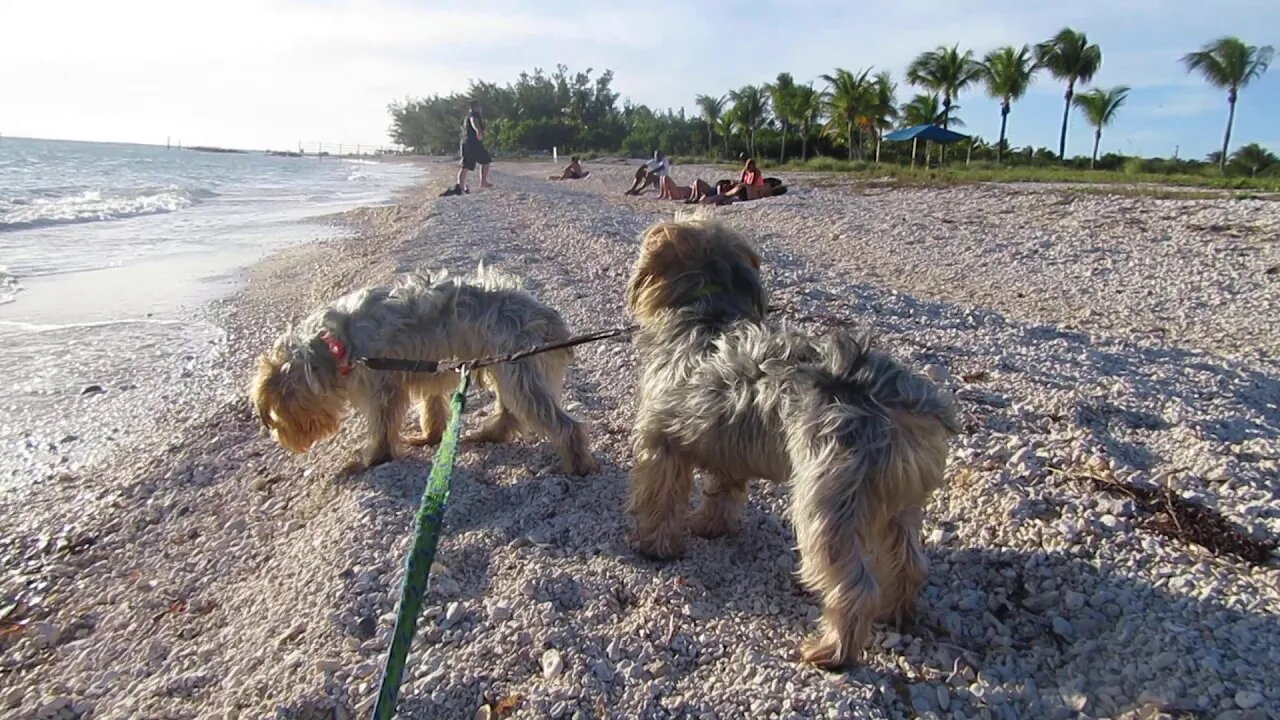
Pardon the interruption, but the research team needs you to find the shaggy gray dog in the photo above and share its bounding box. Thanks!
[251,267,598,476]
[626,218,959,668]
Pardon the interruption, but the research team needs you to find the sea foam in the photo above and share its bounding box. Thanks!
[0,186,210,231]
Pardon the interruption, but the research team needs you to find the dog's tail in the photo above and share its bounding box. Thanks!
[814,331,958,498]
[787,331,956,663]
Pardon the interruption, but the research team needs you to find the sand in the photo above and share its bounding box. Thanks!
[2,159,1278,720]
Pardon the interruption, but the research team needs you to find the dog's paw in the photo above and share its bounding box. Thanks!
[688,509,735,539]
[339,459,369,477]
[630,531,686,561]
[800,633,858,671]
[564,454,600,476]
[348,451,393,475]
[404,432,443,447]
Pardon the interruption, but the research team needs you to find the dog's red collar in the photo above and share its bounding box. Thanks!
[321,332,353,375]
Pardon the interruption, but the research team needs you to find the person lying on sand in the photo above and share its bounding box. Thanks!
[660,176,725,203]
[624,151,670,195]
[685,179,735,204]
[549,156,590,180]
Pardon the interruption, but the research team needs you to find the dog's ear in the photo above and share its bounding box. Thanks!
[318,309,349,345]
[628,222,680,315]
[251,354,283,431]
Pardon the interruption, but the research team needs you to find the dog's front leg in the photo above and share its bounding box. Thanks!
[628,434,692,559]
[356,382,408,470]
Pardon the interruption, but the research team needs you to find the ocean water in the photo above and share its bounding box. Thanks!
[0,137,422,485]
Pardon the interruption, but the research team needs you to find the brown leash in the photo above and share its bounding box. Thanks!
[355,324,638,374]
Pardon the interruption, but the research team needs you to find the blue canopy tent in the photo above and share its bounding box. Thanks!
[883,124,970,168]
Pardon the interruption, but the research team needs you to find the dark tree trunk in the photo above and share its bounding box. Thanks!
[1058,81,1075,163]
[801,121,809,161]
[847,120,853,160]
[1091,129,1101,169]
[779,124,787,164]
[997,100,1010,164]
[1221,87,1238,171]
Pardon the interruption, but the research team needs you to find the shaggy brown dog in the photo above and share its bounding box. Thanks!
[625,218,958,668]
[251,268,598,476]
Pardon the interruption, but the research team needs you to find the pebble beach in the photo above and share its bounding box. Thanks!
[2,159,1278,719]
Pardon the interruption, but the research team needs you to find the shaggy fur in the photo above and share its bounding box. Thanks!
[625,218,959,668]
[251,267,598,475]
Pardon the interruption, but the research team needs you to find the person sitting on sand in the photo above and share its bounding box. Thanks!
[714,158,786,203]
[625,151,670,195]
[549,156,590,180]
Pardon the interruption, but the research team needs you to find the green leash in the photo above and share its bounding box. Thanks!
[371,370,471,720]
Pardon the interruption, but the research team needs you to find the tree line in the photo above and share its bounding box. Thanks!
[387,32,1274,176]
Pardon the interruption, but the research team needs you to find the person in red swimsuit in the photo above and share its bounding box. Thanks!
[717,158,778,202]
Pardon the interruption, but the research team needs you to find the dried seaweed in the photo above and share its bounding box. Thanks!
[1058,467,1277,565]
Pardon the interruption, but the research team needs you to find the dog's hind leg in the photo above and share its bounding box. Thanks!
[629,429,693,559]
[487,360,597,476]
[875,505,928,625]
[790,447,882,670]
[466,404,520,444]
[464,368,521,444]
[688,472,747,538]
[405,393,449,447]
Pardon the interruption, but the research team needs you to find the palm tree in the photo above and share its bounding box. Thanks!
[899,93,963,166]
[1036,28,1103,162]
[728,85,769,158]
[1182,37,1274,171]
[1073,85,1129,168]
[980,45,1037,163]
[694,94,727,159]
[906,45,981,131]
[768,73,800,163]
[899,93,947,127]
[821,67,874,160]
[1229,142,1278,177]
[869,71,898,164]
[793,84,823,161]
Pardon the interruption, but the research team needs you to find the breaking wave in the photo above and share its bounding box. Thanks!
[0,185,215,231]
[0,267,19,305]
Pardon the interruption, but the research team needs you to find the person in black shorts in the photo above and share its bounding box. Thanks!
[457,99,492,193]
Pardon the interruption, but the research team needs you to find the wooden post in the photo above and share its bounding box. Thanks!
[911,138,917,169]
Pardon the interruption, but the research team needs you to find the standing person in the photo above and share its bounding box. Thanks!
[457,99,493,193]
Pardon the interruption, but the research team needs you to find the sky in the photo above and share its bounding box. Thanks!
[2,0,1277,159]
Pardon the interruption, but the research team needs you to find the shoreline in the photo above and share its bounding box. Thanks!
[2,161,1277,719]
[0,153,432,490]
